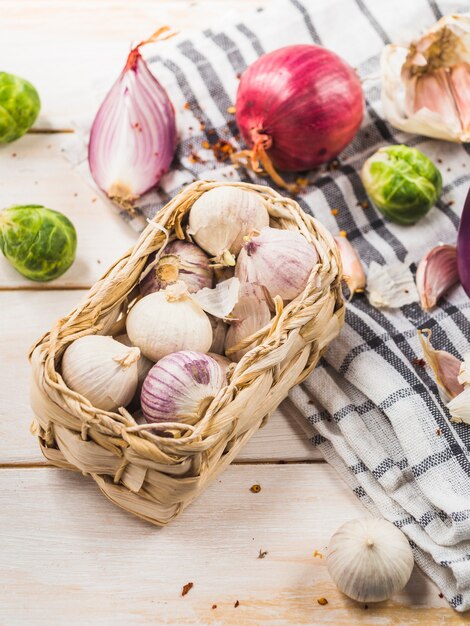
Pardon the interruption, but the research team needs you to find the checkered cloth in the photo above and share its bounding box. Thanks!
[71,0,470,610]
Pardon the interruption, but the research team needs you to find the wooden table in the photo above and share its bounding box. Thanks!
[0,2,463,624]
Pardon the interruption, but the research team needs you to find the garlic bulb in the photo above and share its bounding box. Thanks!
[225,283,272,362]
[381,14,470,141]
[209,315,228,354]
[139,240,213,297]
[187,186,269,265]
[141,351,225,424]
[126,282,213,361]
[416,244,459,310]
[116,333,154,386]
[327,518,414,603]
[61,335,140,411]
[235,227,318,301]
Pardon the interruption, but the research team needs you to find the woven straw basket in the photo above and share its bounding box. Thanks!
[30,180,344,526]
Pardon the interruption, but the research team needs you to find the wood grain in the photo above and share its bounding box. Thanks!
[0,465,455,625]
[0,290,318,465]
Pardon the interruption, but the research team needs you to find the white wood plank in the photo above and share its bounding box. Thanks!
[0,290,318,464]
[0,0,267,127]
[0,134,137,288]
[0,465,453,625]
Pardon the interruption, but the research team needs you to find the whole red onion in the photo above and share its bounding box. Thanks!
[235,45,363,187]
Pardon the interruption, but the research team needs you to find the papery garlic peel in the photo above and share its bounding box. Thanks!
[334,236,366,298]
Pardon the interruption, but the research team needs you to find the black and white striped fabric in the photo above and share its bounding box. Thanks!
[75,0,470,610]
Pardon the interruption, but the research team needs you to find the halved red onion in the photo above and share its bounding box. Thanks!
[88,27,177,210]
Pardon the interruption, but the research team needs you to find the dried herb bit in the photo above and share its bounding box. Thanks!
[317,597,328,606]
[313,550,324,559]
[181,582,194,597]
[234,600,240,608]
[258,549,268,559]
[250,483,261,493]
[211,604,217,610]
[412,357,426,368]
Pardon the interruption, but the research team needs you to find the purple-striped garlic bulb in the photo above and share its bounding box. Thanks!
[141,351,226,425]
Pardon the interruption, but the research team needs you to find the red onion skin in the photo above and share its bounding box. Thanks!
[235,45,364,171]
[457,188,470,297]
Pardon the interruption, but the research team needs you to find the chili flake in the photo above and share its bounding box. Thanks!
[182,582,194,597]
[250,484,261,493]
[339,230,347,238]
[331,208,339,216]
[234,600,240,608]
[317,597,328,606]
[227,106,236,114]
[211,604,217,610]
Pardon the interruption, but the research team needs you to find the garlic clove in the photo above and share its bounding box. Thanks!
[61,335,140,412]
[447,386,470,424]
[458,353,470,386]
[418,329,464,402]
[381,14,470,141]
[187,186,269,265]
[334,236,366,298]
[327,518,414,603]
[224,283,272,362]
[126,282,213,361]
[116,334,155,387]
[192,277,240,318]
[235,227,318,301]
[416,244,459,310]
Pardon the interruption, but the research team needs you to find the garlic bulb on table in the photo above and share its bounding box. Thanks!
[61,335,140,411]
[126,282,213,361]
[139,240,213,297]
[141,351,226,424]
[235,227,318,301]
[224,283,272,362]
[188,186,269,266]
[327,518,414,603]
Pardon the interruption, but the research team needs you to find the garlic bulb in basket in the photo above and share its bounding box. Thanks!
[141,351,225,424]
[61,335,140,411]
[187,186,269,265]
[327,518,414,603]
[236,227,318,300]
[126,282,212,361]
[139,240,213,297]
[224,283,272,362]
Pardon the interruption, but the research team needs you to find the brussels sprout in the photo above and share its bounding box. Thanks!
[0,206,77,281]
[0,72,41,143]
[361,145,442,225]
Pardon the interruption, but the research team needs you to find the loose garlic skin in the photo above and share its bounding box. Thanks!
[187,186,269,265]
[327,518,414,603]
[61,335,140,412]
[126,283,213,361]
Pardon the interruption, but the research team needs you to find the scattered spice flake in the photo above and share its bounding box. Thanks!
[11,153,16,157]
[188,151,206,165]
[73,193,78,197]
[317,597,328,606]
[448,200,454,206]
[364,604,369,609]
[201,140,210,149]
[446,167,451,172]
[331,208,339,216]
[258,549,268,559]
[91,197,97,203]
[438,592,444,598]
[326,159,340,171]
[211,604,217,610]
[97,259,101,264]
[182,582,194,597]
[437,158,443,164]
[308,399,315,405]
[250,484,261,493]
[296,177,309,187]
[207,128,217,136]
[313,550,324,559]
[211,139,235,162]
[412,357,426,368]
[236,72,242,79]
[183,102,191,110]
[199,122,206,131]
[436,428,442,436]
[227,105,236,114]
[234,600,240,608]
[339,230,347,238]
[361,200,369,209]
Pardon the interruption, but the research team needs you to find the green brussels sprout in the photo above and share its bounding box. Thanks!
[0,72,41,143]
[0,206,77,281]
[361,145,442,225]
